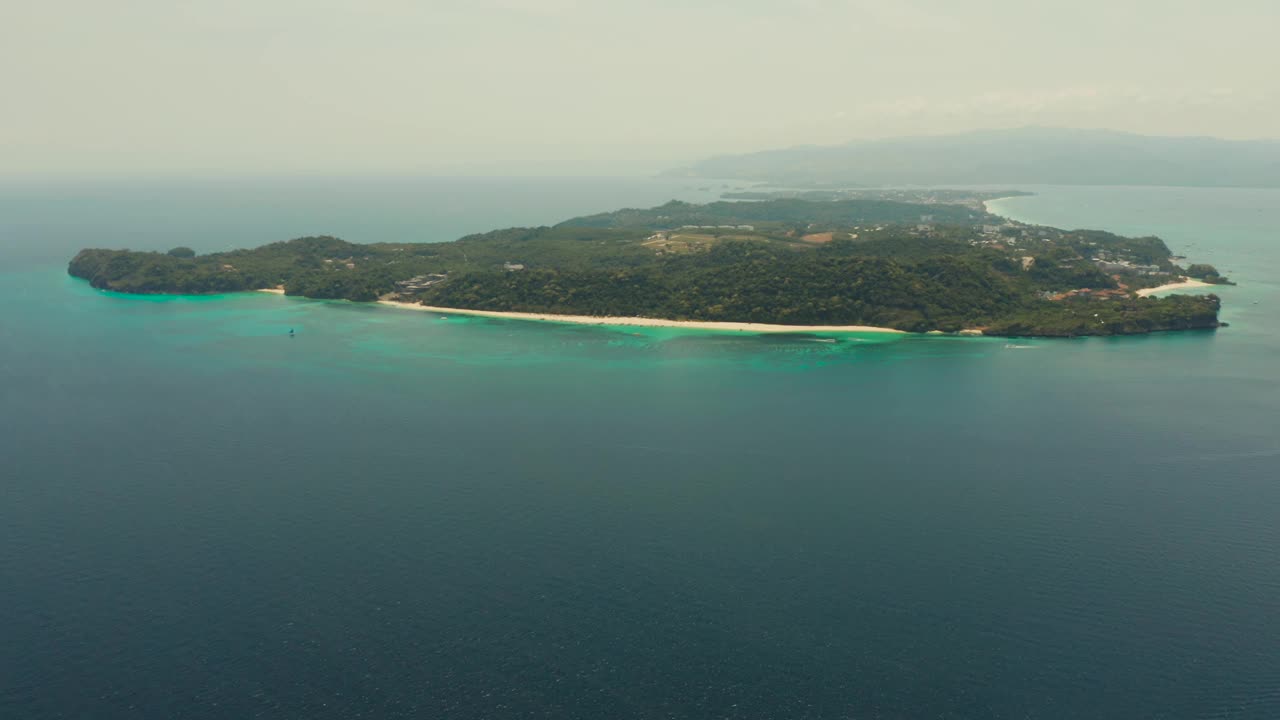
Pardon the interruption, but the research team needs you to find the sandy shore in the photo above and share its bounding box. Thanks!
[982,196,1023,213]
[257,287,286,295]
[1135,279,1212,297]
[375,300,906,334]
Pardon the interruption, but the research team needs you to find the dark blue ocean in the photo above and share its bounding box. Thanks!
[2,179,1278,719]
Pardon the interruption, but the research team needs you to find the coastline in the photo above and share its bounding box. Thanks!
[1135,279,1212,297]
[982,196,1020,211]
[980,201,1222,301]
[375,299,906,334]
[251,274,1216,338]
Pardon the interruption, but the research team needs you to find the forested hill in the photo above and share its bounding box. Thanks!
[68,197,1226,338]
[558,198,988,230]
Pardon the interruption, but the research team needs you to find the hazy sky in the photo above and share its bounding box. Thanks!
[4,0,1277,175]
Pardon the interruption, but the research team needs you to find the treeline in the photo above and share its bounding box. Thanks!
[985,294,1222,336]
[419,241,1218,335]
[557,199,988,230]
[69,237,382,296]
[67,226,662,299]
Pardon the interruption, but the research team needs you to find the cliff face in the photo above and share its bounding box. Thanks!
[68,249,122,290]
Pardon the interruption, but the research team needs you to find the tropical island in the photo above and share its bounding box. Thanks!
[68,197,1229,337]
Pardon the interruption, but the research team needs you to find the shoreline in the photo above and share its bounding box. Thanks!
[254,284,1215,337]
[978,203,1223,301]
[257,287,905,333]
[981,195,1023,212]
[1135,279,1213,297]
[375,300,906,334]
[981,194,1038,217]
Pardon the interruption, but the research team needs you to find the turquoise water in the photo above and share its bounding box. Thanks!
[2,180,1279,719]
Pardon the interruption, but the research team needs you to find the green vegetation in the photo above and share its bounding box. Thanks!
[984,294,1221,337]
[560,198,986,231]
[1185,263,1235,285]
[68,198,1227,338]
[420,242,1217,335]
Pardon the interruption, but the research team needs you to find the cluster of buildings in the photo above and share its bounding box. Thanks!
[395,273,448,292]
[968,221,1057,249]
[1093,258,1168,276]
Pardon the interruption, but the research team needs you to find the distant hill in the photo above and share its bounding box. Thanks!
[668,127,1280,187]
[556,198,988,230]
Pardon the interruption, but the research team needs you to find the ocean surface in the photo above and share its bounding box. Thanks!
[1,179,1278,719]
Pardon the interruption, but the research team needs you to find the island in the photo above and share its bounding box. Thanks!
[68,197,1229,338]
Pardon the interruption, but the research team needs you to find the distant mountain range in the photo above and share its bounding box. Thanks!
[667,127,1280,187]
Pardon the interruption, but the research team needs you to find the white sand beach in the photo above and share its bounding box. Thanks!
[1135,279,1212,297]
[981,196,1023,213]
[375,300,906,334]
